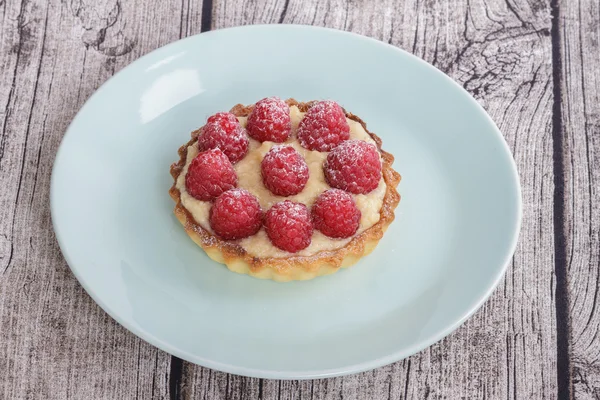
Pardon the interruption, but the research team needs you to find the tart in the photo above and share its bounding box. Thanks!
[169,98,401,282]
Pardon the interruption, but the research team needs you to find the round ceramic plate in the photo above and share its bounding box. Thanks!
[51,25,521,379]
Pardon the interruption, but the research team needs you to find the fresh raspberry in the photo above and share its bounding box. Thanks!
[297,100,350,151]
[198,112,249,163]
[209,189,262,240]
[324,140,381,194]
[312,189,361,238]
[264,201,313,253]
[185,148,237,201]
[261,145,309,196]
[246,97,291,143]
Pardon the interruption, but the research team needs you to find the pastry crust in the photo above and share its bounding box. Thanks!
[169,99,401,281]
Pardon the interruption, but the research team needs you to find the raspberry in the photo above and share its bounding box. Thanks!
[324,140,381,194]
[198,112,249,163]
[261,145,309,196]
[209,189,262,240]
[297,100,350,151]
[246,97,291,143]
[265,201,313,253]
[312,189,361,238]
[185,148,237,201]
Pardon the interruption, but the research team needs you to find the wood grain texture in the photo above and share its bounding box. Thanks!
[0,0,193,398]
[183,1,558,398]
[558,0,600,398]
[5,0,599,399]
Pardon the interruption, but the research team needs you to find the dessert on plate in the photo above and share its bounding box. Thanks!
[169,98,401,281]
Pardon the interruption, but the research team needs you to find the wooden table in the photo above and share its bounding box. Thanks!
[1,0,598,398]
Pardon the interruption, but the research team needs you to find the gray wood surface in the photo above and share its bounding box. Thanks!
[558,0,600,398]
[0,0,597,398]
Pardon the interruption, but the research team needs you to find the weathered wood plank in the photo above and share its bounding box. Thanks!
[0,0,191,398]
[183,0,557,398]
[558,0,600,398]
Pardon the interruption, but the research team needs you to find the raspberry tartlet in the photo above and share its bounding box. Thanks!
[169,98,401,281]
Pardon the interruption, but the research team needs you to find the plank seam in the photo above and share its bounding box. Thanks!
[201,0,214,32]
[171,2,215,395]
[550,0,573,398]
[169,356,184,400]
[278,0,290,23]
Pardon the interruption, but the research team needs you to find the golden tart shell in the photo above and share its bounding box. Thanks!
[169,99,401,282]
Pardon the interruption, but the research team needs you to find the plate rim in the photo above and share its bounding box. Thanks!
[50,24,523,379]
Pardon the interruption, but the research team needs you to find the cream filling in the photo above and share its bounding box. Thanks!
[176,105,386,258]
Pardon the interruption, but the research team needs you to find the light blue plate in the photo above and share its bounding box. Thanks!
[51,25,521,379]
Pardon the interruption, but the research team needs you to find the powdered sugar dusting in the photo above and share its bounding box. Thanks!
[312,188,361,238]
[246,97,292,142]
[176,105,386,258]
[264,200,313,252]
[324,140,382,194]
[209,188,262,240]
[225,188,247,198]
[261,145,309,196]
[198,112,249,163]
[176,144,213,232]
[185,148,237,200]
[297,100,350,151]
[270,200,309,220]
